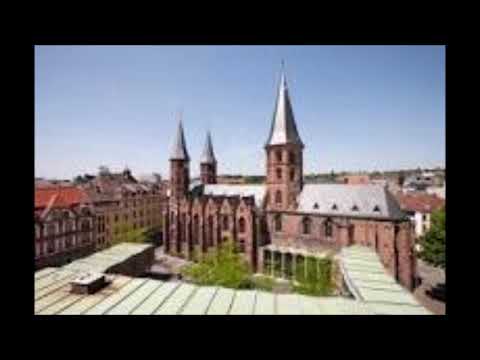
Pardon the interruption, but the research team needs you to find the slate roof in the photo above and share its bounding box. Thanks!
[200,131,216,164]
[265,67,303,147]
[296,184,405,220]
[170,118,190,161]
[203,184,267,206]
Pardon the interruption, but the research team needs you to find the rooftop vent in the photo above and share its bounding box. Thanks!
[70,272,107,295]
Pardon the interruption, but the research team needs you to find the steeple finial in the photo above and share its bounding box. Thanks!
[200,130,216,164]
[265,62,303,147]
[170,110,190,161]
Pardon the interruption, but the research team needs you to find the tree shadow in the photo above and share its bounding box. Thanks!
[426,282,446,302]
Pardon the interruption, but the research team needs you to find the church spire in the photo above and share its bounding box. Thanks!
[265,62,303,147]
[170,111,190,161]
[200,131,216,164]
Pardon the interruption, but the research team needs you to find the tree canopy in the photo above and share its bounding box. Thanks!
[419,207,446,269]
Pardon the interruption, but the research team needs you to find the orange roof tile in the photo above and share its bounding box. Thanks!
[396,193,445,213]
[35,186,91,209]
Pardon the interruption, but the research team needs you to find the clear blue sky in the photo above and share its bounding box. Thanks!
[35,45,445,180]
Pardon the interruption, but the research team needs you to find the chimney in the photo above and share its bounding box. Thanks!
[70,272,107,294]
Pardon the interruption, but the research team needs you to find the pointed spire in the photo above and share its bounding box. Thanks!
[170,111,190,161]
[266,62,303,147]
[200,130,216,164]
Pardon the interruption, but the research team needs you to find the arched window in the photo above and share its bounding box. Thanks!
[373,205,380,212]
[331,204,338,211]
[207,216,214,247]
[325,219,333,237]
[302,217,312,235]
[222,215,229,230]
[276,168,282,180]
[275,190,282,204]
[274,214,282,232]
[239,217,246,233]
[351,205,359,212]
[288,151,295,164]
[275,150,282,162]
[290,169,295,181]
[193,215,199,245]
[313,203,319,210]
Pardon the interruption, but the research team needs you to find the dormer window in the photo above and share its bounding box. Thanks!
[313,203,319,210]
[331,204,338,211]
[352,205,359,212]
[373,205,380,212]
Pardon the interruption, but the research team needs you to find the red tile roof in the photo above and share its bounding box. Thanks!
[35,186,91,209]
[396,192,445,213]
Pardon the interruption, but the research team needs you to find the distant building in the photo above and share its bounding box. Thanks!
[396,192,445,238]
[79,167,166,248]
[339,174,371,185]
[426,182,446,199]
[34,186,96,269]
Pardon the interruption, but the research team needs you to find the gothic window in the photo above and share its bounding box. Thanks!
[352,205,359,212]
[276,168,282,180]
[222,215,229,231]
[313,203,319,210]
[275,150,282,162]
[331,204,338,211]
[275,190,282,204]
[373,205,380,213]
[193,215,199,245]
[274,214,282,232]
[207,216,214,247]
[290,169,295,181]
[288,151,295,164]
[239,217,246,233]
[302,217,312,235]
[324,219,333,237]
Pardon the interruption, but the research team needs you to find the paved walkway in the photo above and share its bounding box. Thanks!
[413,260,445,315]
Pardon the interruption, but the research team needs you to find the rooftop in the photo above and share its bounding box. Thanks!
[35,186,91,209]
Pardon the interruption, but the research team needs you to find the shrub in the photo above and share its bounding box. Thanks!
[181,239,252,289]
[250,275,276,292]
[293,257,333,296]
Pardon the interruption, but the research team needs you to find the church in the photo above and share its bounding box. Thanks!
[162,67,417,290]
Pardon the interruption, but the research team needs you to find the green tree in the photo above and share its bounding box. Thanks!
[293,257,333,296]
[181,239,252,289]
[111,220,153,246]
[418,207,445,269]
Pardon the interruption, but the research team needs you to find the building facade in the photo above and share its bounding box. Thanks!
[34,186,96,269]
[80,168,166,248]
[162,66,418,290]
[396,192,445,238]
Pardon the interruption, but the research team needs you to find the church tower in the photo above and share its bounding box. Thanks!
[265,64,304,211]
[169,115,190,199]
[200,131,217,184]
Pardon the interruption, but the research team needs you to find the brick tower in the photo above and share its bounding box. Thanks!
[265,64,304,211]
[200,131,217,184]
[169,115,190,199]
